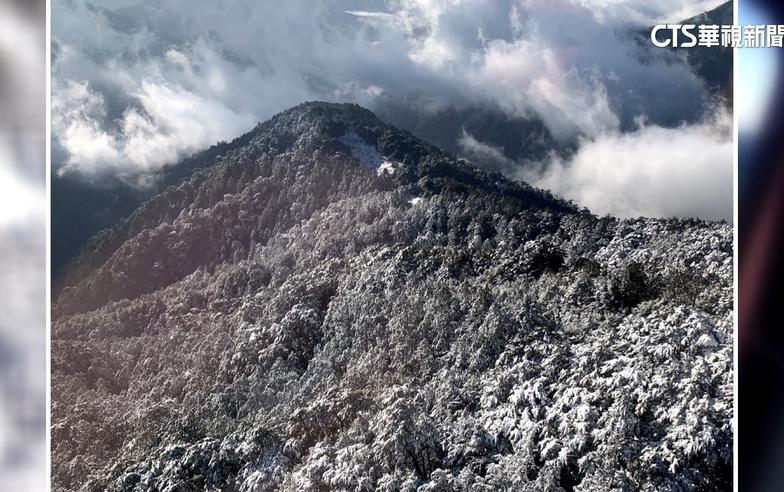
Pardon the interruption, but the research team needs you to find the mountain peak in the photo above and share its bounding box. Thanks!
[274,101,386,127]
[255,101,388,142]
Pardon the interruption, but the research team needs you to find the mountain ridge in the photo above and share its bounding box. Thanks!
[54,102,576,314]
[52,102,732,491]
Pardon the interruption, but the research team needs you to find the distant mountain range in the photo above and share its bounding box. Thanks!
[52,102,732,491]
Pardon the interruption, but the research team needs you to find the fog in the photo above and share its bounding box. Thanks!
[53,0,731,219]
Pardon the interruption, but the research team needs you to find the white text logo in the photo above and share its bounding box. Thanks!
[651,24,784,48]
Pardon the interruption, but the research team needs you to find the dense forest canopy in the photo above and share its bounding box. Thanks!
[52,103,732,491]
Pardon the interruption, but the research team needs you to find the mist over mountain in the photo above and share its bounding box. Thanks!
[51,0,733,279]
[51,2,734,489]
[648,0,733,101]
[52,103,732,491]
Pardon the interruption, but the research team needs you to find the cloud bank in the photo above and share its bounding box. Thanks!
[52,0,731,219]
[525,112,733,221]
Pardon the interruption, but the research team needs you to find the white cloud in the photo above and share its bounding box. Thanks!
[52,79,255,177]
[522,111,733,221]
[52,0,731,218]
[458,130,519,174]
[52,81,120,174]
[466,38,620,138]
[339,0,711,135]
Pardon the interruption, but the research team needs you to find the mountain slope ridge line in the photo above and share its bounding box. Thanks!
[52,101,732,491]
[54,102,576,315]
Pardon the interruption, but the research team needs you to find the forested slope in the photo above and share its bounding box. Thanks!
[52,102,733,491]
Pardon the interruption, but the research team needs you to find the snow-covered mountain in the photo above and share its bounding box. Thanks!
[52,102,732,491]
[51,3,734,279]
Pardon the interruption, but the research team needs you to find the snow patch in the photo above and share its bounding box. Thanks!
[339,131,398,175]
[696,333,718,349]
[338,131,383,170]
[377,161,396,176]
